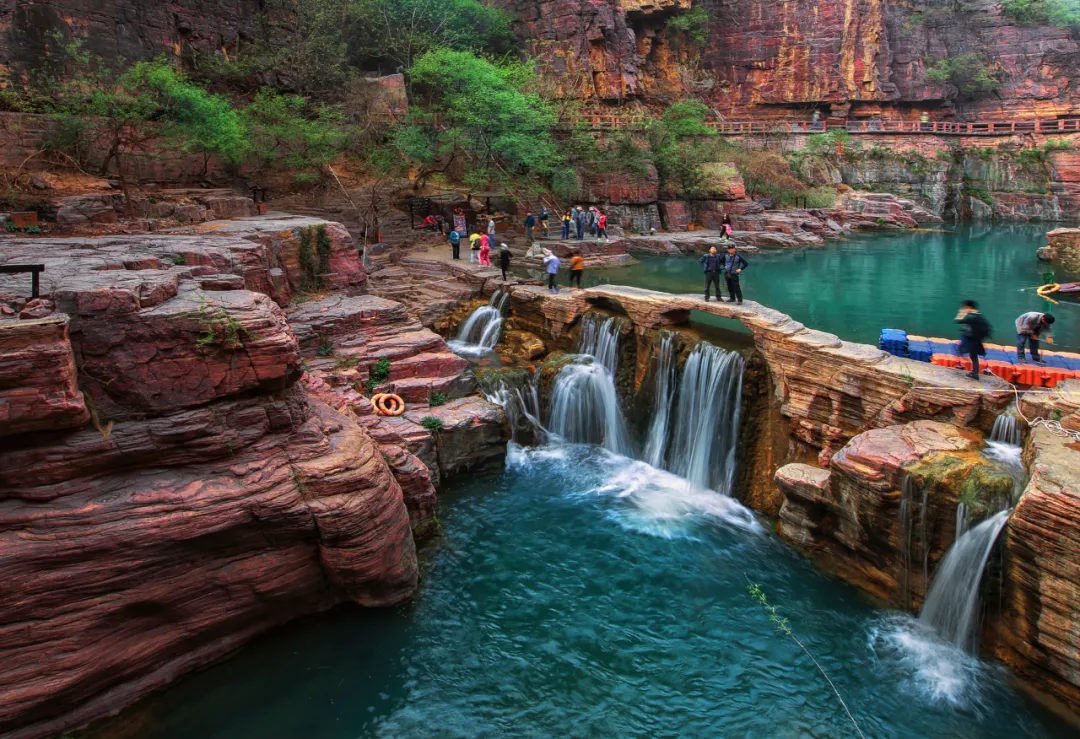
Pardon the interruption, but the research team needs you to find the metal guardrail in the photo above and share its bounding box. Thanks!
[562,114,1080,136]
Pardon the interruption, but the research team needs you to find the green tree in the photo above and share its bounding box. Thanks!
[647,101,722,198]
[400,49,561,195]
[666,4,711,47]
[347,0,514,71]
[241,89,351,183]
[43,40,247,207]
[1002,0,1080,27]
[925,54,1001,101]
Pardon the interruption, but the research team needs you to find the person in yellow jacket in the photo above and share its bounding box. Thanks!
[469,232,483,263]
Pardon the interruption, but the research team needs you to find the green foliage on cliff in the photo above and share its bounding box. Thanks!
[648,101,720,198]
[241,90,351,182]
[925,55,1001,100]
[347,0,515,70]
[400,49,561,195]
[1002,0,1080,27]
[666,5,712,47]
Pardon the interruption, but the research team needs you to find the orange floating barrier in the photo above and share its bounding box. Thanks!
[982,360,1018,383]
[1039,367,1076,389]
[931,353,960,369]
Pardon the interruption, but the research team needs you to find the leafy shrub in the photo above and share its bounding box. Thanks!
[317,340,335,357]
[4,221,17,233]
[1002,0,1080,27]
[666,5,711,46]
[925,55,1001,100]
[365,358,392,394]
[420,416,445,432]
[430,391,448,407]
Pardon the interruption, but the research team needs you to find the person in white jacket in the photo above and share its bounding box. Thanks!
[542,250,561,294]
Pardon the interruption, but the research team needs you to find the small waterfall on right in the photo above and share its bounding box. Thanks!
[642,333,676,468]
[919,509,1012,653]
[449,292,508,356]
[667,343,744,493]
[989,414,1023,446]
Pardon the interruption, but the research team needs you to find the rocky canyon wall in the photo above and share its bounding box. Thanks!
[0,214,506,738]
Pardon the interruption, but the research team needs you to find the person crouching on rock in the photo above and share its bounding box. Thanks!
[542,249,561,294]
[499,243,511,281]
[956,299,991,381]
[723,243,748,304]
[1015,311,1055,364]
[569,249,585,290]
[699,246,724,302]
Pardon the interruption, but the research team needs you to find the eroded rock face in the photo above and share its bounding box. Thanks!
[1042,227,1080,273]
[995,427,1080,712]
[0,221,437,739]
[0,315,88,436]
[0,390,417,739]
[776,421,1012,607]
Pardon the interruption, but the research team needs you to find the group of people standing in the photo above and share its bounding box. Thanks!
[698,243,748,303]
[561,207,608,241]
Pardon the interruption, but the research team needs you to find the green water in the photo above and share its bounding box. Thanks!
[557,224,1080,351]
[90,445,1074,739]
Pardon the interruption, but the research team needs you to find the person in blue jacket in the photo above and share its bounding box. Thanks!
[722,243,748,304]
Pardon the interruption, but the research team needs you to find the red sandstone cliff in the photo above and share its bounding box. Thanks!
[0,215,506,738]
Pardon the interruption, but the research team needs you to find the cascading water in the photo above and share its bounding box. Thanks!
[576,314,622,375]
[666,343,744,493]
[919,509,1012,653]
[547,314,631,455]
[449,292,509,356]
[899,475,916,610]
[990,414,1023,446]
[482,375,545,445]
[548,360,631,455]
[642,333,676,468]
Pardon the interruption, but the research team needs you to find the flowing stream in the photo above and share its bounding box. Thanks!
[448,291,508,356]
[919,509,1013,653]
[642,333,676,468]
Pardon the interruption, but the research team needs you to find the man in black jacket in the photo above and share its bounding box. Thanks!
[723,244,748,304]
[699,247,725,302]
[955,300,991,380]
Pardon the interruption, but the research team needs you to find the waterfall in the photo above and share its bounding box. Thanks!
[548,359,631,455]
[449,292,508,356]
[990,414,1022,446]
[667,343,744,493]
[642,333,676,468]
[899,475,915,610]
[546,313,631,455]
[955,503,968,541]
[482,374,544,445]
[576,314,622,375]
[919,509,1011,652]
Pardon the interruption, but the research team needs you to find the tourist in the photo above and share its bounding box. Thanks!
[723,243,748,304]
[479,234,492,267]
[597,212,608,241]
[575,208,586,240]
[524,211,537,243]
[699,246,725,302]
[1015,311,1056,364]
[539,207,550,238]
[487,216,497,249]
[449,229,461,260]
[588,208,598,237]
[955,300,991,380]
[417,214,437,230]
[542,249,561,293]
[569,250,585,289]
[562,211,572,240]
[469,231,483,263]
[721,214,733,240]
[499,243,512,281]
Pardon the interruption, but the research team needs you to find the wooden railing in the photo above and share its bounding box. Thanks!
[562,114,1080,136]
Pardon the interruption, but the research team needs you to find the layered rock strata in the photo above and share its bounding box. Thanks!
[0,218,506,738]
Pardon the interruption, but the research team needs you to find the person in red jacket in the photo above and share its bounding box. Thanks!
[597,212,608,240]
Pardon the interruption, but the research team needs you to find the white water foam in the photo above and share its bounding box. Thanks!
[509,443,760,540]
[868,614,994,710]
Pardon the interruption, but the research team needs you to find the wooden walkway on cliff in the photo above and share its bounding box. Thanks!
[565,114,1080,136]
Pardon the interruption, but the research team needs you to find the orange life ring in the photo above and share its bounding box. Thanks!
[372,392,405,416]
